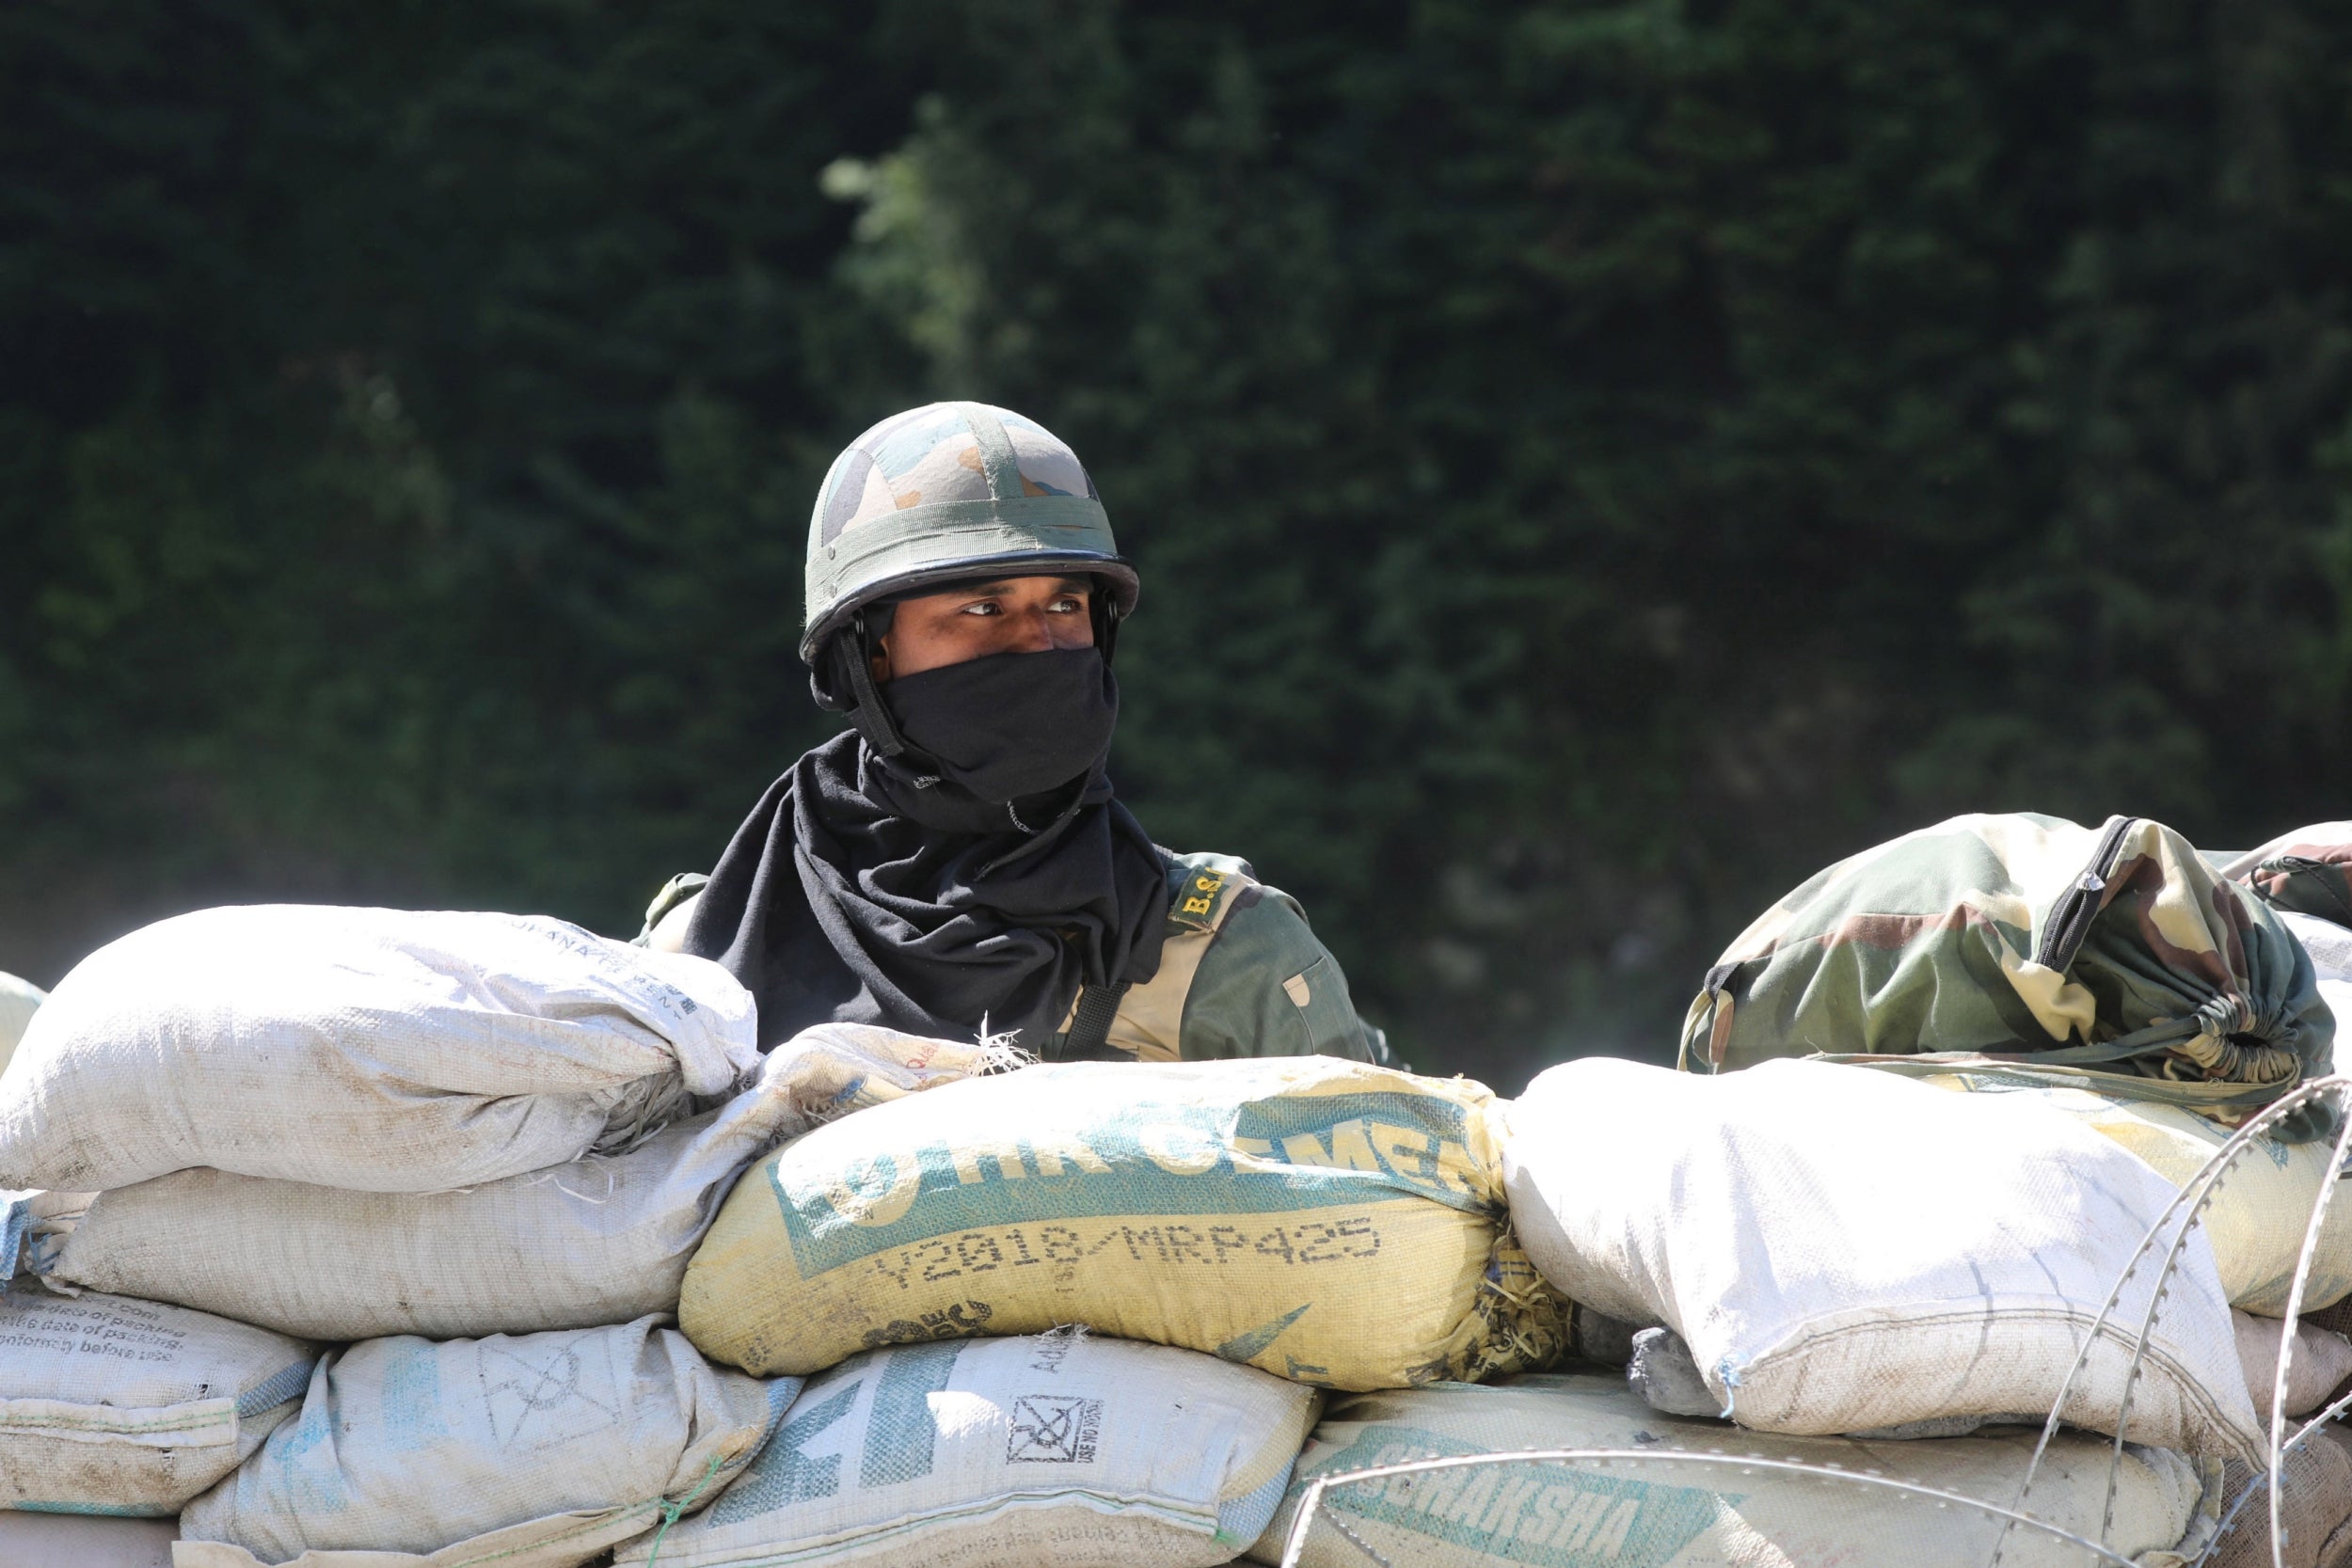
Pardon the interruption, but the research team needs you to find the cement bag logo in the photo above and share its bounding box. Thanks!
[708,1341,971,1524]
[1304,1426,1725,1568]
[769,1088,1488,1275]
[1005,1394,1100,1463]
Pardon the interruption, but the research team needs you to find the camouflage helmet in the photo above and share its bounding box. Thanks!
[800,402,1139,663]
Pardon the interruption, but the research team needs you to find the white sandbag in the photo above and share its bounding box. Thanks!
[2282,910,2352,982]
[0,1287,314,1516]
[0,906,759,1194]
[0,1512,176,1568]
[1249,1371,2218,1568]
[0,973,40,1079]
[176,1316,783,1568]
[2280,913,2352,1072]
[1504,1056,2261,1459]
[1919,1066,2352,1315]
[618,1331,1315,1568]
[40,1024,1016,1341]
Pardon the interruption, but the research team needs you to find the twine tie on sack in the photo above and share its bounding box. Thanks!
[642,1450,725,1568]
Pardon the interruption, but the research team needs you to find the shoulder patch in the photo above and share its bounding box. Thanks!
[1163,852,1254,936]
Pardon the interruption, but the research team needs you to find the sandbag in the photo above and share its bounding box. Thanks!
[1919,1067,2352,1315]
[1679,813,2336,1139]
[1249,1372,2218,1568]
[683,1056,1567,1391]
[0,1287,314,1517]
[2284,910,2352,982]
[2232,1310,2352,1426]
[0,973,40,1079]
[176,1316,783,1568]
[37,1024,1009,1341]
[618,1331,1314,1568]
[2211,1422,2352,1568]
[0,1513,177,1567]
[1504,1057,2262,1459]
[0,905,759,1194]
[2226,822,2352,928]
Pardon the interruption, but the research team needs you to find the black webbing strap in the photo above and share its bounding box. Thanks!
[1061,980,1132,1060]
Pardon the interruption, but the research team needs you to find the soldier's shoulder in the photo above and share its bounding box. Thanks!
[1157,849,1262,937]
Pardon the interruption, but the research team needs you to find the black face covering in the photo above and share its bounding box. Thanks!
[883,647,1120,804]
[682,643,1169,1051]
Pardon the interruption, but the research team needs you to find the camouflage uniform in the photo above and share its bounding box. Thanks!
[644,400,1392,1067]
[1678,812,2335,1139]
[642,854,1391,1065]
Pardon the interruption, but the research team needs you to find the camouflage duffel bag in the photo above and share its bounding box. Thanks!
[1678,813,2337,1140]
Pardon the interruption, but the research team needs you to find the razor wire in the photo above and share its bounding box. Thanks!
[1273,1447,2149,1568]
[1994,1071,2352,1568]
[1278,1075,2352,1568]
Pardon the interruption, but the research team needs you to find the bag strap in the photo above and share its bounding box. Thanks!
[1060,980,1133,1060]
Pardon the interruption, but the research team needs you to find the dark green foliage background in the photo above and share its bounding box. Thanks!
[6,0,2349,1090]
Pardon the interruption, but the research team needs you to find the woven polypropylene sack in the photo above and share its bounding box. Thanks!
[1249,1372,2217,1568]
[0,1513,178,1566]
[2210,1421,2352,1568]
[175,1317,784,1568]
[1503,1057,2262,1460]
[39,1024,1003,1341]
[681,1056,1567,1390]
[619,1332,1313,1568]
[0,1288,314,1517]
[1917,1068,2352,1315]
[0,906,758,1194]
[0,973,40,1080]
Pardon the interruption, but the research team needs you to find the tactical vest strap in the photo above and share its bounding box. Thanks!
[1062,980,1133,1059]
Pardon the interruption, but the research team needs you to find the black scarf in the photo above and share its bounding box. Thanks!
[683,648,1169,1049]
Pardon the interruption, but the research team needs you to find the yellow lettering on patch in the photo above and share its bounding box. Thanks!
[1182,896,1214,915]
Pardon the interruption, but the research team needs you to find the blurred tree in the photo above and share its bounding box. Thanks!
[4,0,2348,1086]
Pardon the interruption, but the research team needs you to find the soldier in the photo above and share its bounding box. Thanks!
[641,401,1391,1065]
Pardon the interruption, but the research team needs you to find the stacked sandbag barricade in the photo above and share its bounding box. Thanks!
[1265,814,2352,1568]
[8,813,2352,1568]
[666,1053,1569,1567]
[0,906,1354,1568]
[0,908,829,1566]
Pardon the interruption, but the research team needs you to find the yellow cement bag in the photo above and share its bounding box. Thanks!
[681,1055,1566,1390]
[1922,1069,2352,1315]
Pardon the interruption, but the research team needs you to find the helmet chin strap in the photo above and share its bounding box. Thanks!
[1092,592,1123,664]
[836,613,954,787]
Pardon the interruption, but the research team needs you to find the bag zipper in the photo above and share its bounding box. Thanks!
[2033,815,2139,972]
